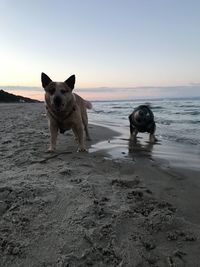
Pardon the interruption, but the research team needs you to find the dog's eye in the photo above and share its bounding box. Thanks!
[61,89,67,94]
[49,88,55,95]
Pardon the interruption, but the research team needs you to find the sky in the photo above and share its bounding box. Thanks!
[0,0,200,100]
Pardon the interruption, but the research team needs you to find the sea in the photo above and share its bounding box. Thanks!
[88,98,200,169]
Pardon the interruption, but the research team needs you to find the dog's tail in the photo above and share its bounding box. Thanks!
[85,100,93,109]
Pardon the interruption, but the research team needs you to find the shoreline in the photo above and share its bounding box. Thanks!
[90,121,200,224]
[90,119,200,171]
[1,103,200,266]
[90,121,200,225]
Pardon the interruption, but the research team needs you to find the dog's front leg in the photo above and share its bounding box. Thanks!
[85,126,92,141]
[72,125,87,152]
[130,128,138,141]
[149,133,157,143]
[149,124,157,143]
[48,120,58,152]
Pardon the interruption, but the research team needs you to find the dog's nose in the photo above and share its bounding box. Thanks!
[53,96,62,106]
[139,110,144,116]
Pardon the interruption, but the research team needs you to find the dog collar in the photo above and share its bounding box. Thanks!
[46,105,76,133]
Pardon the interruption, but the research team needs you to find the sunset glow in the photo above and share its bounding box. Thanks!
[1,1,200,100]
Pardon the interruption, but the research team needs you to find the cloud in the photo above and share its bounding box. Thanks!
[1,86,42,92]
[1,85,200,101]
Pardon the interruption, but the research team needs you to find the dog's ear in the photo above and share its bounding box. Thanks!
[41,73,52,88]
[64,75,75,90]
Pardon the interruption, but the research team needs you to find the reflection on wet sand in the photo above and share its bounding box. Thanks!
[128,139,154,159]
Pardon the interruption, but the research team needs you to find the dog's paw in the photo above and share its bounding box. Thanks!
[149,136,158,144]
[47,147,56,153]
[77,148,88,152]
[130,135,137,142]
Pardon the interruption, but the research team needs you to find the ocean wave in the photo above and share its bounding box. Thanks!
[157,120,172,125]
[151,106,164,110]
[174,111,200,115]
[187,111,200,115]
[92,109,116,114]
[157,119,200,125]
[111,106,130,109]
[162,134,200,145]
[178,120,200,124]
[177,104,200,108]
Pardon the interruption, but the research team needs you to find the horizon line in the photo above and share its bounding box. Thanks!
[1,83,200,91]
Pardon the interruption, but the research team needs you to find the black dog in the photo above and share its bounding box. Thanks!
[129,105,157,143]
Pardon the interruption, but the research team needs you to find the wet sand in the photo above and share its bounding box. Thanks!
[0,103,200,267]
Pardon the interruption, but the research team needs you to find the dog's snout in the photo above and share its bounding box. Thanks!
[54,96,62,106]
[139,110,144,116]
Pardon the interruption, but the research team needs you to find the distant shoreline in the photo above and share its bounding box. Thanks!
[0,89,41,103]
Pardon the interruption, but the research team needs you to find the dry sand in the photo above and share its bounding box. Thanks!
[0,103,200,267]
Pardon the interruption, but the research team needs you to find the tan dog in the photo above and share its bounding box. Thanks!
[41,73,92,152]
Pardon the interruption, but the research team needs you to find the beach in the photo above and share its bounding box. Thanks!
[0,103,200,267]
